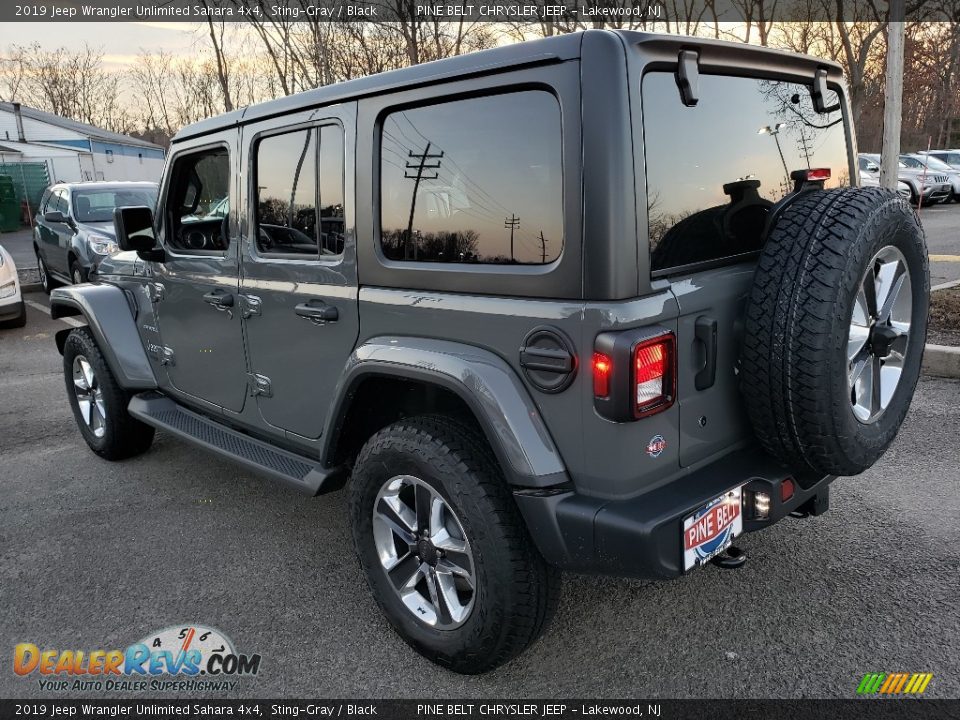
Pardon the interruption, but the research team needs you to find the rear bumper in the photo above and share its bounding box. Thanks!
[514,448,834,580]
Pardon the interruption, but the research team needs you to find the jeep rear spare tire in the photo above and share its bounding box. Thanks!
[741,187,928,480]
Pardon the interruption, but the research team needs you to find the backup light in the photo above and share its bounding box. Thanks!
[633,334,675,418]
[753,491,771,520]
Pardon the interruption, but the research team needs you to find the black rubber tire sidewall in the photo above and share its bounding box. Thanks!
[349,416,559,674]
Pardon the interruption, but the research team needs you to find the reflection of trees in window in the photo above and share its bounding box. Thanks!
[756,80,844,133]
[382,229,479,262]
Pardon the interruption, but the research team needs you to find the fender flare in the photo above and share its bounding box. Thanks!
[50,284,157,390]
[324,336,570,488]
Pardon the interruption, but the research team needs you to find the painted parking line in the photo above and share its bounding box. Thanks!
[24,299,85,328]
[930,255,960,262]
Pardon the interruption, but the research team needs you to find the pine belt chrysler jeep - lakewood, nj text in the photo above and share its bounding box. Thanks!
[50,30,928,673]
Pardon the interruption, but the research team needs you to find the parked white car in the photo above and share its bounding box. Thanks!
[0,243,26,328]
[859,167,913,201]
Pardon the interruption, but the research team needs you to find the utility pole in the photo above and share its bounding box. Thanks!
[537,231,548,263]
[504,214,520,262]
[404,142,443,260]
[881,0,905,191]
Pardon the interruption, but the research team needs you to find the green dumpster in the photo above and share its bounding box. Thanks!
[0,175,21,232]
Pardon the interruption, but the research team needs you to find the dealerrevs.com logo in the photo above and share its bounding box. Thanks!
[13,624,261,693]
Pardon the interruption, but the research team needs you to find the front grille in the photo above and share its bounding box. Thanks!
[931,174,949,184]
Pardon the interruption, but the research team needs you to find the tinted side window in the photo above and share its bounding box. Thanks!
[644,73,849,273]
[380,91,563,265]
[167,147,230,253]
[255,129,318,257]
[319,125,345,256]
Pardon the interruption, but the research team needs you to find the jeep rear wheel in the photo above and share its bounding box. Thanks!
[349,415,559,674]
[741,187,928,480]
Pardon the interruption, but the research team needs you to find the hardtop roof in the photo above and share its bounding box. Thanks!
[173,29,844,144]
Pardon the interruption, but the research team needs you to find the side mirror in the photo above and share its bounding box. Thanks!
[114,206,160,258]
[44,210,67,224]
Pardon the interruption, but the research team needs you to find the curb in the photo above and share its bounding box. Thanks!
[923,344,960,379]
[932,279,960,292]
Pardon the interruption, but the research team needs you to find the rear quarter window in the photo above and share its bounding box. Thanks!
[379,90,563,265]
[643,72,850,274]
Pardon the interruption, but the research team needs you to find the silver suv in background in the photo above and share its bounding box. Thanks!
[859,153,951,205]
[920,149,960,171]
[34,181,159,291]
[903,153,960,201]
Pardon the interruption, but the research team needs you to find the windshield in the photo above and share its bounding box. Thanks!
[73,188,158,223]
[920,156,952,171]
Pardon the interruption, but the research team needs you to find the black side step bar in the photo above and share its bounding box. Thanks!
[128,393,336,495]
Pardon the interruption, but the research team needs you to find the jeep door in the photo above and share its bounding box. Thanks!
[238,106,359,439]
[638,68,851,467]
[150,137,248,412]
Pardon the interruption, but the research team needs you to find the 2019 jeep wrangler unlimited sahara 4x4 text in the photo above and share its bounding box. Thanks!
[51,30,928,674]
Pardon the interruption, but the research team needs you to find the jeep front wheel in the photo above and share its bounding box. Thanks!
[348,415,559,674]
[63,328,155,460]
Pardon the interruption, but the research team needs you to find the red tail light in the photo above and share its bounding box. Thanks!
[633,334,675,418]
[805,168,831,181]
[592,352,612,398]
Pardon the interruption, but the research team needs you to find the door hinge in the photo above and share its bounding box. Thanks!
[159,346,175,366]
[247,373,272,398]
[149,282,165,303]
[239,294,262,319]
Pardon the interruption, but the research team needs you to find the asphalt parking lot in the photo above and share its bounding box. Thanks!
[1,292,959,699]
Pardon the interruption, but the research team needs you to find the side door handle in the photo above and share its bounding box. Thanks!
[694,316,718,391]
[295,300,338,324]
[203,290,234,308]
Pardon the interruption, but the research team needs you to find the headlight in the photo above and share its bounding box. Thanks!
[89,235,119,256]
[0,280,16,299]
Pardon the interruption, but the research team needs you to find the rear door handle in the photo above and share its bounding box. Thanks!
[694,316,718,391]
[295,300,338,324]
[203,290,234,308]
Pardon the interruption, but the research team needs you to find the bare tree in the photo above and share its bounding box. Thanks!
[1,43,131,133]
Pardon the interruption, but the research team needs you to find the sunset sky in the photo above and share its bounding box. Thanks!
[1,22,207,69]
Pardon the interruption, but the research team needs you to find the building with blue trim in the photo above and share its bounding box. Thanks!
[0,102,164,188]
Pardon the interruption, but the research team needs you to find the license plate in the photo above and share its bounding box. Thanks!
[682,486,743,571]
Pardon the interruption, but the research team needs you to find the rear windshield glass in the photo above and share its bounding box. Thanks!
[73,188,157,223]
[643,72,850,274]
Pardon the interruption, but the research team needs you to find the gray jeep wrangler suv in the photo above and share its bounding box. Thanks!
[50,30,928,674]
